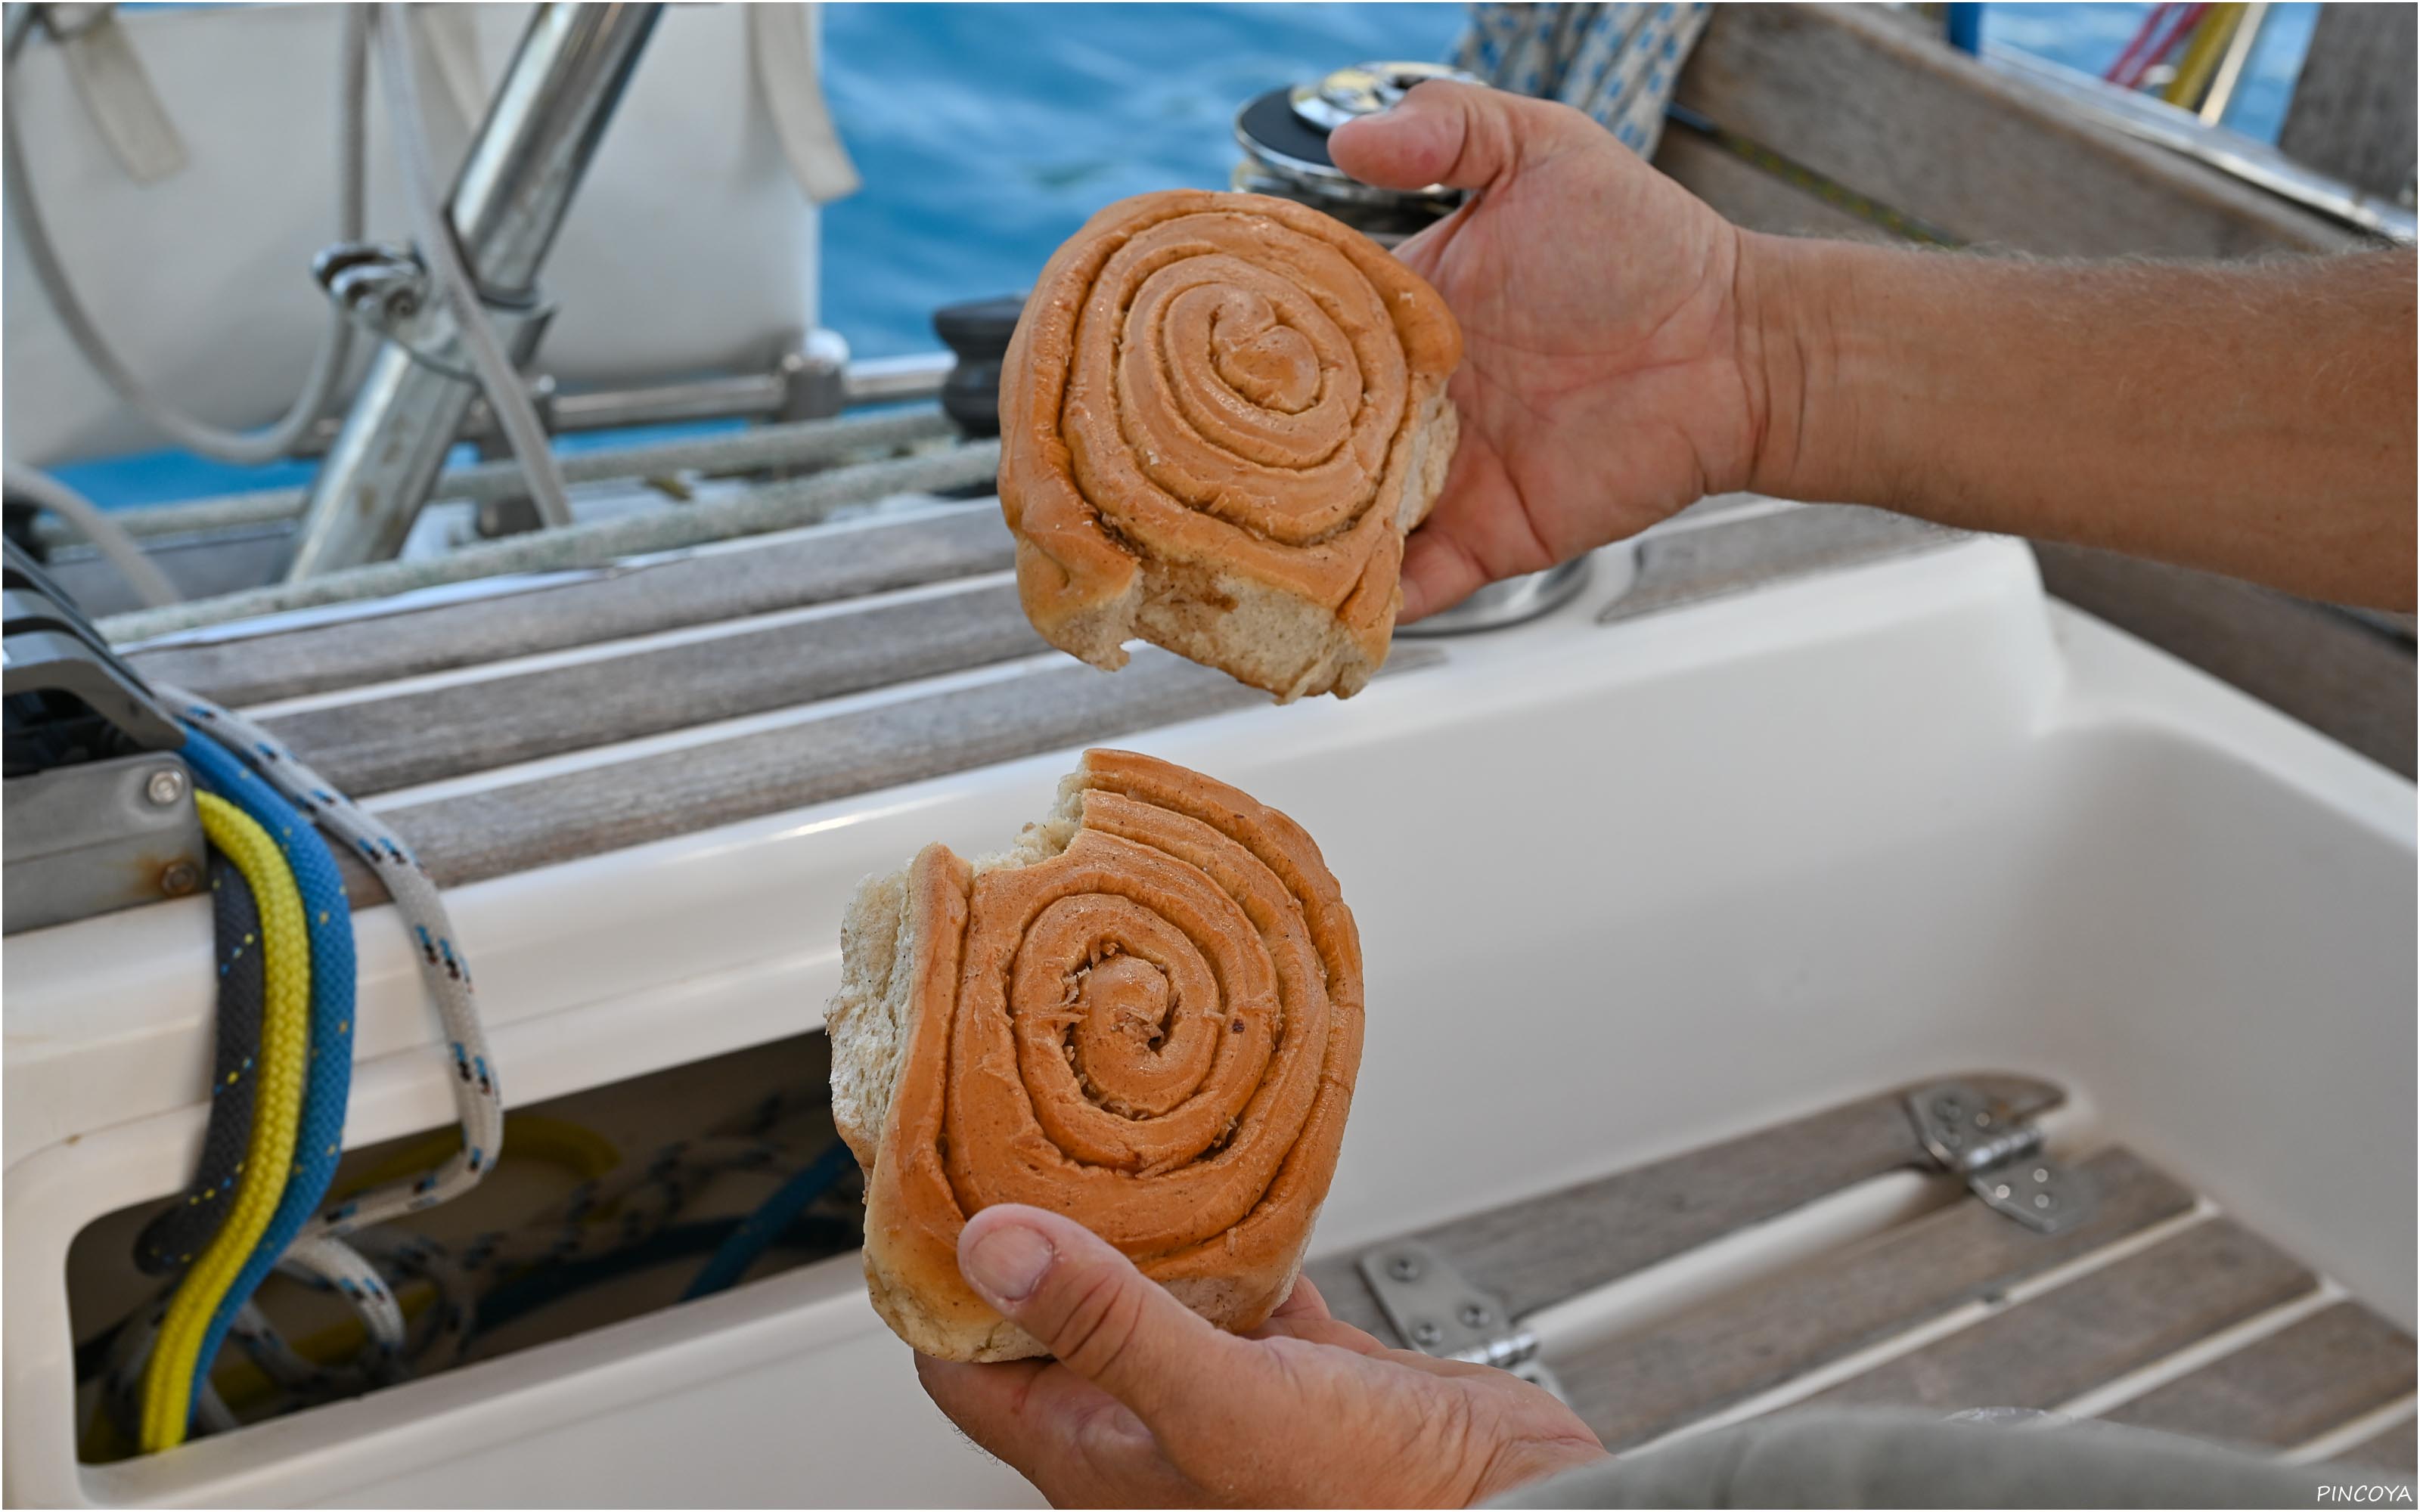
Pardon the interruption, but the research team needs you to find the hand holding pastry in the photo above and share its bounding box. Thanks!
[1330,79,1764,622]
[827,751,1364,1361]
[1337,79,2416,615]
[917,1203,1609,1508]
[999,191,1462,700]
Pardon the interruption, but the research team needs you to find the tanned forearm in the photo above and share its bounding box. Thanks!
[1739,240,2416,611]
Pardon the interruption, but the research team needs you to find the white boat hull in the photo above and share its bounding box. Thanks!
[8,530,2411,1504]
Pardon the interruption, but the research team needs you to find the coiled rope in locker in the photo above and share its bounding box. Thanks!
[191,1116,616,1404]
[200,1127,849,1418]
[681,1139,858,1300]
[363,1136,798,1368]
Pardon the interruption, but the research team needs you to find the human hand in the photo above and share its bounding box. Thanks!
[916,1204,1608,1507]
[1330,81,1770,620]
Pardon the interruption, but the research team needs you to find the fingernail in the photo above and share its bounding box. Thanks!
[962,1220,1054,1305]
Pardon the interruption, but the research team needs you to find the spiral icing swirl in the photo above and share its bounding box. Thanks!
[845,749,1364,1359]
[1001,191,1460,699]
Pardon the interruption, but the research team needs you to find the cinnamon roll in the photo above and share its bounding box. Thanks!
[1001,191,1461,702]
[827,749,1364,1360]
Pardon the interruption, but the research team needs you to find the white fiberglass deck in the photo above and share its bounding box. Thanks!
[6,524,2412,1505]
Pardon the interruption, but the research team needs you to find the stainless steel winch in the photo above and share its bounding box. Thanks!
[1231,60,1595,632]
[1233,60,1479,242]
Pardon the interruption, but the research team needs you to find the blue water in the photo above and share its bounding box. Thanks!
[818,1,2316,358]
[54,2,2316,505]
[817,3,1466,359]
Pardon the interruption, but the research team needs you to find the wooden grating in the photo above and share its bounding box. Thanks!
[1309,1074,2065,1343]
[1556,1147,2197,1452]
[1314,1076,2416,1472]
[2105,1302,2418,1452]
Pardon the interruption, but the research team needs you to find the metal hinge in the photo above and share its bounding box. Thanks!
[1357,1240,1565,1399]
[1907,1081,2096,1235]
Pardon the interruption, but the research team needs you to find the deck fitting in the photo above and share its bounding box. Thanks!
[1907,1080,2098,1235]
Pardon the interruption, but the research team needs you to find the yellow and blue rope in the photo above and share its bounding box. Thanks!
[169,689,503,1237]
[94,680,517,1452]
[175,723,365,1424]
[138,792,309,1454]
[133,854,266,1274]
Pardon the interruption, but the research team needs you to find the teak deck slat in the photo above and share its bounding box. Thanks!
[265,581,1045,795]
[1801,1219,2316,1415]
[2347,1421,2420,1476]
[2105,1302,2419,1452]
[1555,1148,2195,1452]
[1308,1075,2063,1345]
[129,506,1019,708]
[354,646,1437,894]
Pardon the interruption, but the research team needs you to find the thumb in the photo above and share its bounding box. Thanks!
[1329,79,1572,194]
[957,1204,1264,1430]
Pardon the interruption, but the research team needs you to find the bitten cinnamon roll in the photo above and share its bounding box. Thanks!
[1001,191,1461,702]
[827,749,1364,1360]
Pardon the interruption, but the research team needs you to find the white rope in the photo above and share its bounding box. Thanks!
[370,2,576,531]
[35,406,958,547]
[1,7,366,464]
[89,682,499,1441]
[1453,2,1710,159]
[2,460,178,606]
[158,686,507,1240]
[98,441,1001,644]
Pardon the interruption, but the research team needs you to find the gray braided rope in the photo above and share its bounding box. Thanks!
[160,686,506,1235]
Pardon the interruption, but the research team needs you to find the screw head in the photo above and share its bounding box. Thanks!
[1386,1254,1422,1282]
[145,767,187,807]
[1459,1303,1492,1328]
[1410,1321,1444,1347]
[159,860,200,897]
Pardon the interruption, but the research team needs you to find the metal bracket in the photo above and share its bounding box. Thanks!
[1357,1240,1565,1399]
[4,541,203,931]
[313,240,556,387]
[4,543,185,755]
[4,751,204,932]
[1907,1081,2096,1235]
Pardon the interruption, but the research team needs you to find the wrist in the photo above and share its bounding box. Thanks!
[1732,231,1891,507]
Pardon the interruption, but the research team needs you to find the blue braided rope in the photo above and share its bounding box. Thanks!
[680,1141,858,1301]
[175,724,365,1412]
